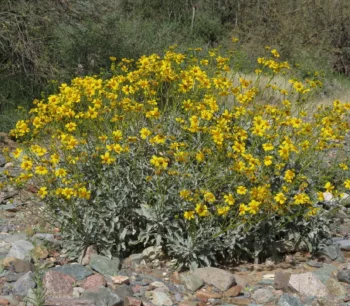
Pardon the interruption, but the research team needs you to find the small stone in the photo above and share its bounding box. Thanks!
[73,287,85,298]
[151,291,173,306]
[2,257,16,268]
[337,270,350,284]
[233,274,250,288]
[124,296,142,306]
[79,246,97,266]
[89,254,120,277]
[251,289,274,304]
[81,287,122,306]
[149,281,169,291]
[196,288,222,301]
[223,285,242,297]
[274,271,291,290]
[226,296,252,305]
[278,293,303,306]
[325,277,347,297]
[52,264,93,281]
[288,272,329,297]
[122,254,144,268]
[43,270,75,298]
[113,284,134,301]
[6,240,34,260]
[180,273,204,292]
[12,271,36,296]
[193,267,236,291]
[11,258,32,273]
[0,298,9,306]
[111,275,130,285]
[31,233,55,244]
[83,274,106,291]
[307,261,323,268]
[3,233,27,243]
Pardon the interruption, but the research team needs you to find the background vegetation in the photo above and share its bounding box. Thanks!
[1,0,350,131]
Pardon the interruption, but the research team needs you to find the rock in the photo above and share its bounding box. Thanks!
[274,272,291,290]
[150,291,173,306]
[72,287,85,298]
[195,288,222,301]
[251,289,274,304]
[52,264,93,281]
[337,270,350,284]
[223,285,242,297]
[325,277,347,297]
[288,272,329,297]
[225,296,252,305]
[79,246,97,266]
[43,270,75,298]
[31,233,55,244]
[111,275,129,285]
[142,246,164,261]
[31,245,49,259]
[180,273,204,292]
[278,293,303,306]
[149,281,169,292]
[124,296,142,306]
[233,274,250,289]
[12,271,36,296]
[44,298,95,306]
[0,155,6,167]
[0,298,10,306]
[83,274,106,291]
[6,240,34,260]
[2,257,16,268]
[336,240,350,251]
[318,244,345,262]
[11,259,32,273]
[193,267,236,291]
[4,272,24,282]
[122,254,144,268]
[81,287,122,306]
[89,255,120,277]
[313,264,338,284]
[307,261,323,268]
[113,284,134,301]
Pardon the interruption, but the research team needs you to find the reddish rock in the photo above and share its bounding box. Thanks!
[223,296,252,305]
[178,302,200,306]
[43,270,75,298]
[131,284,143,293]
[0,298,10,306]
[274,271,291,290]
[223,285,242,297]
[82,274,106,291]
[124,296,142,306]
[111,275,130,285]
[195,288,222,301]
[80,246,97,266]
[44,298,95,306]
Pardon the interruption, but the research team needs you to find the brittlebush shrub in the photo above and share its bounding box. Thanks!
[3,46,350,268]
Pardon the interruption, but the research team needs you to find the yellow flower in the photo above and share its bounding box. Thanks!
[65,122,77,132]
[140,128,151,139]
[274,192,286,204]
[35,166,48,175]
[55,168,67,178]
[217,206,230,216]
[264,156,273,166]
[204,191,216,203]
[180,189,191,199]
[150,155,168,170]
[195,203,209,217]
[284,170,295,183]
[344,179,350,189]
[37,187,48,199]
[50,153,60,165]
[263,143,274,151]
[224,193,235,205]
[21,160,33,171]
[324,182,334,193]
[12,148,23,159]
[184,211,195,220]
[248,200,261,214]
[237,186,247,195]
[239,204,249,215]
[293,193,310,205]
[339,163,348,170]
[196,151,205,162]
[100,151,115,164]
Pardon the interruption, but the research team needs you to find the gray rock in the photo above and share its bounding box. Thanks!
[31,233,55,244]
[6,240,34,260]
[52,264,93,281]
[180,273,204,292]
[336,240,350,251]
[12,271,36,296]
[81,287,122,306]
[288,272,329,297]
[0,155,6,167]
[193,267,236,291]
[325,277,347,297]
[151,291,173,306]
[337,269,350,284]
[251,288,274,304]
[278,293,303,306]
[122,253,144,268]
[312,264,338,284]
[318,244,345,262]
[112,284,134,300]
[44,298,96,306]
[89,255,120,277]
[274,271,291,290]
[3,234,27,243]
